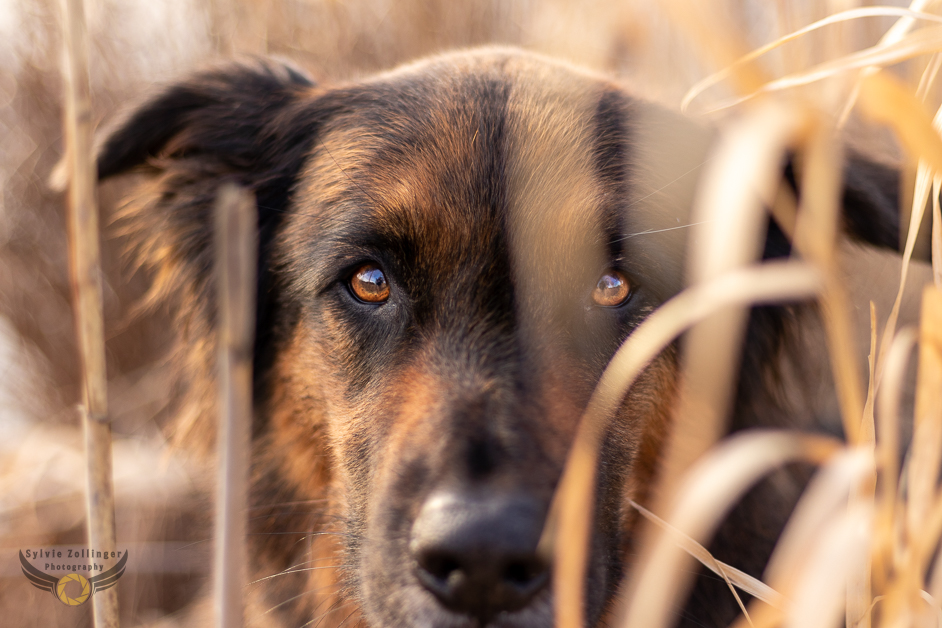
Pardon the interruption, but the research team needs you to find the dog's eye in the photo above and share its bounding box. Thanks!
[349,264,390,303]
[592,270,631,307]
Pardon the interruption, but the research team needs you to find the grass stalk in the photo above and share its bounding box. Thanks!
[59,0,119,625]
[909,286,942,549]
[212,184,257,628]
[544,261,821,628]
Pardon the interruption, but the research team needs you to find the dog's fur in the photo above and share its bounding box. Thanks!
[97,48,904,627]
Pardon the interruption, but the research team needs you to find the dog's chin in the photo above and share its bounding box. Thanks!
[361,580,555,628]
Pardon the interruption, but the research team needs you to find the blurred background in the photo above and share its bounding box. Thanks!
[0,0,919,625]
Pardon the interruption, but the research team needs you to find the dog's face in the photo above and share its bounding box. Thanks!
[268,53,691,626]
[98,48,898,627]
[95,49,708,627]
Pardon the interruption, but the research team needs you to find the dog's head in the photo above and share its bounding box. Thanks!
[97,48,899,627]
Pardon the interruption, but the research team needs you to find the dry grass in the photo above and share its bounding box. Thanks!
[3,1,942,627]
[212,184,256,628]
[59,0,118,625]
[545,2,942,628]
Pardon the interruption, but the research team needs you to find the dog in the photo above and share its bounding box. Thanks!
[96,47,908,627]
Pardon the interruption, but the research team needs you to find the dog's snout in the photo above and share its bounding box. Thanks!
[410,491,549,621]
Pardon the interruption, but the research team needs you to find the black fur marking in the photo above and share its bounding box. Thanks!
[593,88,633,262]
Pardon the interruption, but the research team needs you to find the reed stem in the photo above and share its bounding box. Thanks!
[60,0,119,625]
[212,184,257,628]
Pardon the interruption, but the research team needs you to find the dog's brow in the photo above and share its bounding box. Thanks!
[301,241,380,294]
[321,143,384,209]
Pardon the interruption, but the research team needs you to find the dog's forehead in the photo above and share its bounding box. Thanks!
[289,49,701,298]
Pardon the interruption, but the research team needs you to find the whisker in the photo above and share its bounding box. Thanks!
[257,581,344,617]
[249,507,323,521]
[173,530,347,552]
[289,530,354,549]
[250,564,345,585]
[298,598,355,628]
[315,602,357,628]
[616,219,715,241]
[251,499,330,510]
[174,539,212,550]
[250,554,344,581]
[621,154,715,211]
[249,531,350,536]
[295,590,344,628]
[335,607,361,628]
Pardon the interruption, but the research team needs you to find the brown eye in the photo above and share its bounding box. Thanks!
[350,264,390,303]
[592,270,631,307]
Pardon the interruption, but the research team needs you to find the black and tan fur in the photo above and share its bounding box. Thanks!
[97,48,903,627]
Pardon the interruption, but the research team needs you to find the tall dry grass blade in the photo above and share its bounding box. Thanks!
[933,175,942,288]
[907,286,942,549]
[918,590,942,627]
[847,303,878,628]
[545,262,821,628]
[660,0,766,99]
[618,432,842,628]
[82,417,118,626]
[916,52,942,101]
[657,101,809,513]
[784,505,873,628]
[773,0,808,76]
[60,0,119,625]
[911,487,942,601]
[764,448,874,591]
[858,74,942,541]
[699,25,942,114]
[734,447,874,628]
[875,328,918,585]
[878,291,942,628]
[858,76,941,343]
[864,68,942,376]
[681,5,941,114]
[875,158,933,387]
[617,103,812,628]
[859,72,942,172]
[928,513,942,607]
[836,0,936,127]
[792,118,866,443]
[862,302,878,445]
[629,499,785,610]
[213,184,257,628]
[770,183,799,241]
[734,448,875,628]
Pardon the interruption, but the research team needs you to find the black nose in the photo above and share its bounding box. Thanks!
[410,491,549,621]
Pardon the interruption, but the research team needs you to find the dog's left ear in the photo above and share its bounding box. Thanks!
[97,55,332,323]
[98,58,322,210]
[764,155,902,260]
[96,59,336,446]
[840,156,901,251]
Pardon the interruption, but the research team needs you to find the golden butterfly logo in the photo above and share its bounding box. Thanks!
[20,550,128,606]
